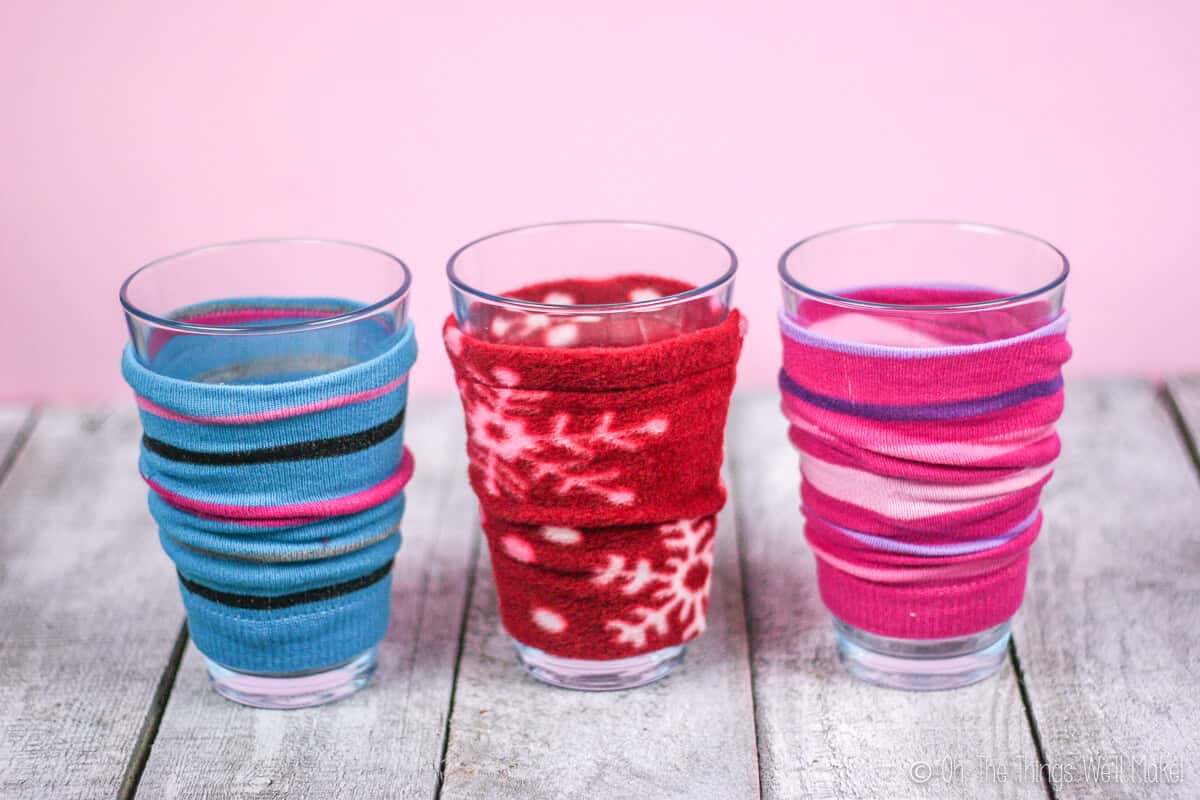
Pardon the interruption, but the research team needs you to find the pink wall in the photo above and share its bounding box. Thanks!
[2,1,1198,402]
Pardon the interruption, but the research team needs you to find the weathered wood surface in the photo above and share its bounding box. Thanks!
[1167,376,1200,469]
[729,392,1044,800]
[0,408,31,476]
[1015,380,1199,799]
[438,466,761,800]
[0,409,183,800]
[136,398,479,800]
[3,380,1199,799]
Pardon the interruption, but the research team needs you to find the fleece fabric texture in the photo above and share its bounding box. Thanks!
[778,286,1071,639]
[122,298,416,673]
[444,275,743,660]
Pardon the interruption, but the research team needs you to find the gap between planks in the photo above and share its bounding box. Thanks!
[433,521,482,800]
[1013,379,1200,800]
[0,408,184,799]
[0,407,38,489]
[7,376,1196,799]
[118,622,189,799]
[437,461,762,800]
[132,397,479,800]
[729,392,1046,800]
[1164,377,1200,483]
[1007,638,1057,800]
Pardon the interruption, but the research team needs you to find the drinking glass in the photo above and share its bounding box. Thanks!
[448,220,737,690]
[778,221,1068,690]
[121,238,411,708]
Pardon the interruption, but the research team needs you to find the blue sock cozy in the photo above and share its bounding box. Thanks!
[122,300,417,673]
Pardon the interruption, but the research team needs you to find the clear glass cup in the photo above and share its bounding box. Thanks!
[778,220,1069,690]
[120,238,411,708]
[447,220,737,690]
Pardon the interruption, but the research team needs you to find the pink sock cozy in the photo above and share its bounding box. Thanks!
[778,287,1072,639]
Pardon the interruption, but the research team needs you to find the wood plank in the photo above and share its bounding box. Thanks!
[136,397,478,800]
[729,392,1043,800]
[0,409,183,799]
[439,466,761,800]
[1015,379,1199,799]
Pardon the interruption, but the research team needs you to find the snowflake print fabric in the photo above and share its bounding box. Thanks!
[482,514,718,659]
[444,276,744,659]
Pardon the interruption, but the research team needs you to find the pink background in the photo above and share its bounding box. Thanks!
[2,1,1198,402]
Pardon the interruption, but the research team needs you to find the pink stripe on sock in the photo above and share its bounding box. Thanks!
[801,480,1046,541]
[808,542,1025,584]
[781,333,1070,405]
[136,372,409,425]
[788,424,1057,485]
[146,308,346,358]
[144,447,415,525]
[800,455,1055,519]
[785,410,1059,469]
[807,511,1041,567]
[179,308,344,325]
[815,552,1032,639]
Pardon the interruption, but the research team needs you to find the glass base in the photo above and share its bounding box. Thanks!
[514,641,685,691]
[833,618,1011,691]
[205,646,378,709]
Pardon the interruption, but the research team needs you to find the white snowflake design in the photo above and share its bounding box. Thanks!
[484,287,661,346]
[487,291,586,347]
[593,517,716,649]
[447,326,668,506]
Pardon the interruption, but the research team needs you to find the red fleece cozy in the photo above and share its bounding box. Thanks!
[443,276,743,659]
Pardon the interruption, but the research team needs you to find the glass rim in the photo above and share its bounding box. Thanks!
[778,219,1070,312]
[119,237,412,336]
[446,219,738,314]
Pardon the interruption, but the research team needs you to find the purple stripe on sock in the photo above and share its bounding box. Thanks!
[810,507,1040,556]
[778,307,1070,359]
[778,370,1063,422]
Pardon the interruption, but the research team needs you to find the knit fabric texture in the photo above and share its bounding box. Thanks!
[444,276,743,659]
[122,298,417,673]
[778,286,1071,639]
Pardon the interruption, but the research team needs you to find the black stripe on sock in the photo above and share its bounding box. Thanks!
[144,407,406,465]
[177,559,395,611]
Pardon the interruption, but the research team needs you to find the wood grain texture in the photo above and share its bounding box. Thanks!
[1015,380,1200,799]
[729,393,1043,800]
[8,381,1197,798]
[136,397,478,800]
[439,466,761,800]
[0,409,183,799]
